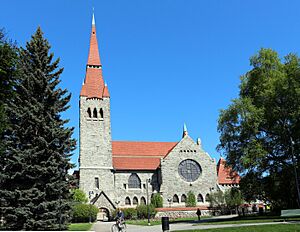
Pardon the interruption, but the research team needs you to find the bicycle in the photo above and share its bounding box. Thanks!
[111,219,127,232]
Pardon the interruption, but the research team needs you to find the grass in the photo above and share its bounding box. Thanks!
[68,223,93,231]
[126,216,211,226]
[174,224,300,232]
[196,215,300,226]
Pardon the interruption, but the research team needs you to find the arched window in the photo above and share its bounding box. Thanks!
[128,173,141,189]
[205,194,210,202]
[173,194,179,203]
[141,197,146,205]
[93,108,97,118]
[133,197,138,205]
[87,108,91,118]
[100,108,104,119]
[197,194,204,203]
[125,197,131,205]
[181,194,187,203]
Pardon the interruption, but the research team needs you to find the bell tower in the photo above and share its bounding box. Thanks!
[79,13,113,196]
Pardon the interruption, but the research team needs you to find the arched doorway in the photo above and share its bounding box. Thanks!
[98,207,110,221]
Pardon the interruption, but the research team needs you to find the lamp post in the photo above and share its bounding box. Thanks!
[89,191,94,223]
[290,137,300,207]
[146,178,151,226]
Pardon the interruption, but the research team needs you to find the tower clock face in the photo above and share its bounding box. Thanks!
[178,159,201,182]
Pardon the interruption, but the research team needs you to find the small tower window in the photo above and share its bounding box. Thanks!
[93,108,97,118]
[87,108,91,118]
[100,108,104,119]
[95,177,99,189]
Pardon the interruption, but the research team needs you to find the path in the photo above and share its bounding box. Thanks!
[92,216,298,232]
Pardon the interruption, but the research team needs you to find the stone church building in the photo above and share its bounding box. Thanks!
[78,14,240,217]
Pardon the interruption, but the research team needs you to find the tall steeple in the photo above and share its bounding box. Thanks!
[87,12,101,66]
[80,12,108,98]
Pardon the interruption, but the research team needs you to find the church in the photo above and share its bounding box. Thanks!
[78,14,240,217]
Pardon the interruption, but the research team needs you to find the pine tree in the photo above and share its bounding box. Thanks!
[0,27,75,230]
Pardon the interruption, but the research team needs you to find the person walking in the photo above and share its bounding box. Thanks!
[196,208,201,221]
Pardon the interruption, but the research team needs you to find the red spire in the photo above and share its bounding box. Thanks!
[80,13,105,98]
[87,13,101,66]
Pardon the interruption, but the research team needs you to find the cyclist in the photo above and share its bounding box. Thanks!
[115,208,125,230]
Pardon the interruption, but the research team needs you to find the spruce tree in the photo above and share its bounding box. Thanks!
[0,28,17,149]
[0,27,75,230]
[0,29,18,229]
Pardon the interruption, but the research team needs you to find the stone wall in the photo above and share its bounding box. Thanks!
[114,171,158,207]
[79,96,114,200]
[155,209,211,219]
[160,135,217,207]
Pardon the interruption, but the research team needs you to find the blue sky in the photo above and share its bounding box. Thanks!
[2,1,300,168]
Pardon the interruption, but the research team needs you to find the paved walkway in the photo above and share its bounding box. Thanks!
[92,216,297,232]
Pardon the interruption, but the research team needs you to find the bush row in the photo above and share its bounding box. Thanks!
[112,205,157,220]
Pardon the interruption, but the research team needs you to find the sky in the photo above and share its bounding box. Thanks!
[2,1,300,169]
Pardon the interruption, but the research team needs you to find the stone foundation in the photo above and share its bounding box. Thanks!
[155,207,211,219]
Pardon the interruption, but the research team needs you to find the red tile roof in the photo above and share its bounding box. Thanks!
[112,141,177,170]
[80,68,105,98]
[87,25,101,66]
[217,157,241,184]
[80,22,105,98]
[102,85,110,98]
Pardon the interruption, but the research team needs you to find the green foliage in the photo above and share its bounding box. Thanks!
[186,191,196,207]
[217,48,300,209]
[72,204,99,223]
[71,189,88,203]
[224,188,243,210]
[112,208,137,220]
[136,204,157,219]
[151,193,163,208]
[0,28,17,159]
[0,27,75,230]
[208,191,225,209]
[111,206,157,220]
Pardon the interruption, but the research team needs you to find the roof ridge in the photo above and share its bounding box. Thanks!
[112,140,177,143]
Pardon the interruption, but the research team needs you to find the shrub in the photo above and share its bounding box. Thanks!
[151,193,163,208]
[186,191,196,207]
[72,203,99,223]
[71,189,88,203]
[136,204,157,219]
[111,208,137,220]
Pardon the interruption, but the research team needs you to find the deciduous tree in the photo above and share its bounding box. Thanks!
[218,48,300,209]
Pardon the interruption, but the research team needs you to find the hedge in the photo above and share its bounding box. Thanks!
[72,203,99,223]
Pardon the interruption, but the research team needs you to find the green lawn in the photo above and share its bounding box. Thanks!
[196,216,300,226]
[68,223,93,231]
[174,224,300,232]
